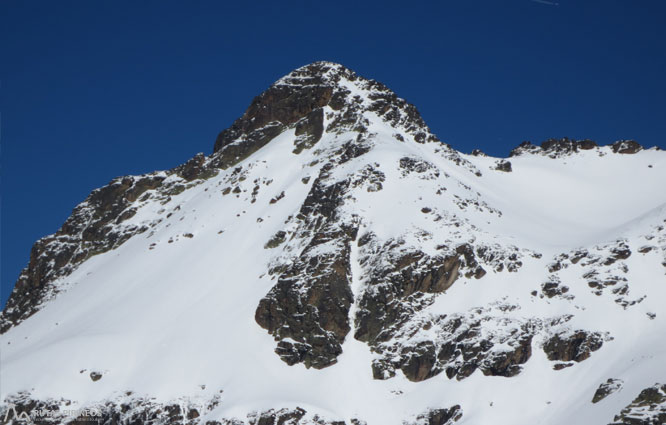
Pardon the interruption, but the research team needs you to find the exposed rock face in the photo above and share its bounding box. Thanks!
[543,330,606,364]
[242,63,523,374]
[340,231,538,383]
[593,378,624,403]
[540,276,571,299]
[211,121,286,169]
[408,405,462,425]
[0,394,352,425]
[213,62,446,161]
[264,231,287,249]
[213,64,334,153]
[610,383,666,425]
[507,137,652,158]
[495,160,512,172]
[255,167,357,368]
[369,306,535,381]
[546,240,646,309]
[249,62,478,370]
[470,149,487,157]
[540,137,597,154]
[1,174,168,333]
[509,138,597,158]
[247,407,307,425]
[352,241,518,349]
[399,157,440,177]
[353,247,466,345]
[293,108,325,153]
[611,140,644,154]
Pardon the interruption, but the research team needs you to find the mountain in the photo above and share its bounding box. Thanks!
[1,61,665,425]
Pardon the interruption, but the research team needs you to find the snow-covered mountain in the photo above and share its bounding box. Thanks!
[1,62,665,425]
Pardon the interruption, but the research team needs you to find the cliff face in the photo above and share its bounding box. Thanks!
[1,62,665,425]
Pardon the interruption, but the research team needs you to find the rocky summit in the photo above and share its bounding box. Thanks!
[1,62,665,425]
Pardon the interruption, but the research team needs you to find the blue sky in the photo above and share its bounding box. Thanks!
[2,0,665,307]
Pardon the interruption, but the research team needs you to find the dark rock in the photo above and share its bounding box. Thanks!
[601,242,632,266]
[213,64,334,153]
[274,340,314,366]
[541,277,569,298]
[610,383,666,425]
[255,166,358,369]
[165,404,183,422]
[293,108,325,154]
[400,341,442,381]
[570,250,588,264]
[611,140,644,154]
[540,137,596,156]
[354,249,462,344]
[1,173,168,333]
[365,79,434,143]
[470,149,486,157]
[269,191,286,204]
[187,408,200,420]
[543,330,605,363]
[495,160,512,172]
[372,312,534,382]
[399,157,437,175]
[211,60,439,167]
[337,134,373,164]
[212,121,286,170]
[250,407,306,425]
[175,153,217,181]
[553,362,574,370]
[264,231,287,249]
[481,335,532,377]
[509,141,539,157]
[509,138,598,158]
[592,378,623,403]
[372,358,397,380]
[410,405,463,425]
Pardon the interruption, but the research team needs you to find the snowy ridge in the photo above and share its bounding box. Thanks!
[1,62,665,425]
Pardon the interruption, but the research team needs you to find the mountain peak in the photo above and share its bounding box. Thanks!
[212,62,440,158]
[274,61,356,87]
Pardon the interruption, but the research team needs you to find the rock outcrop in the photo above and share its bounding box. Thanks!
[508,137,649,158]
[543,330,606,365]
[509,138,597,158]
[593,378,623,403]
[610,383,666,425]
[408,406,462,425]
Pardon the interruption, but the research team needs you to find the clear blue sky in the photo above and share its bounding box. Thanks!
[2,0,665,307]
